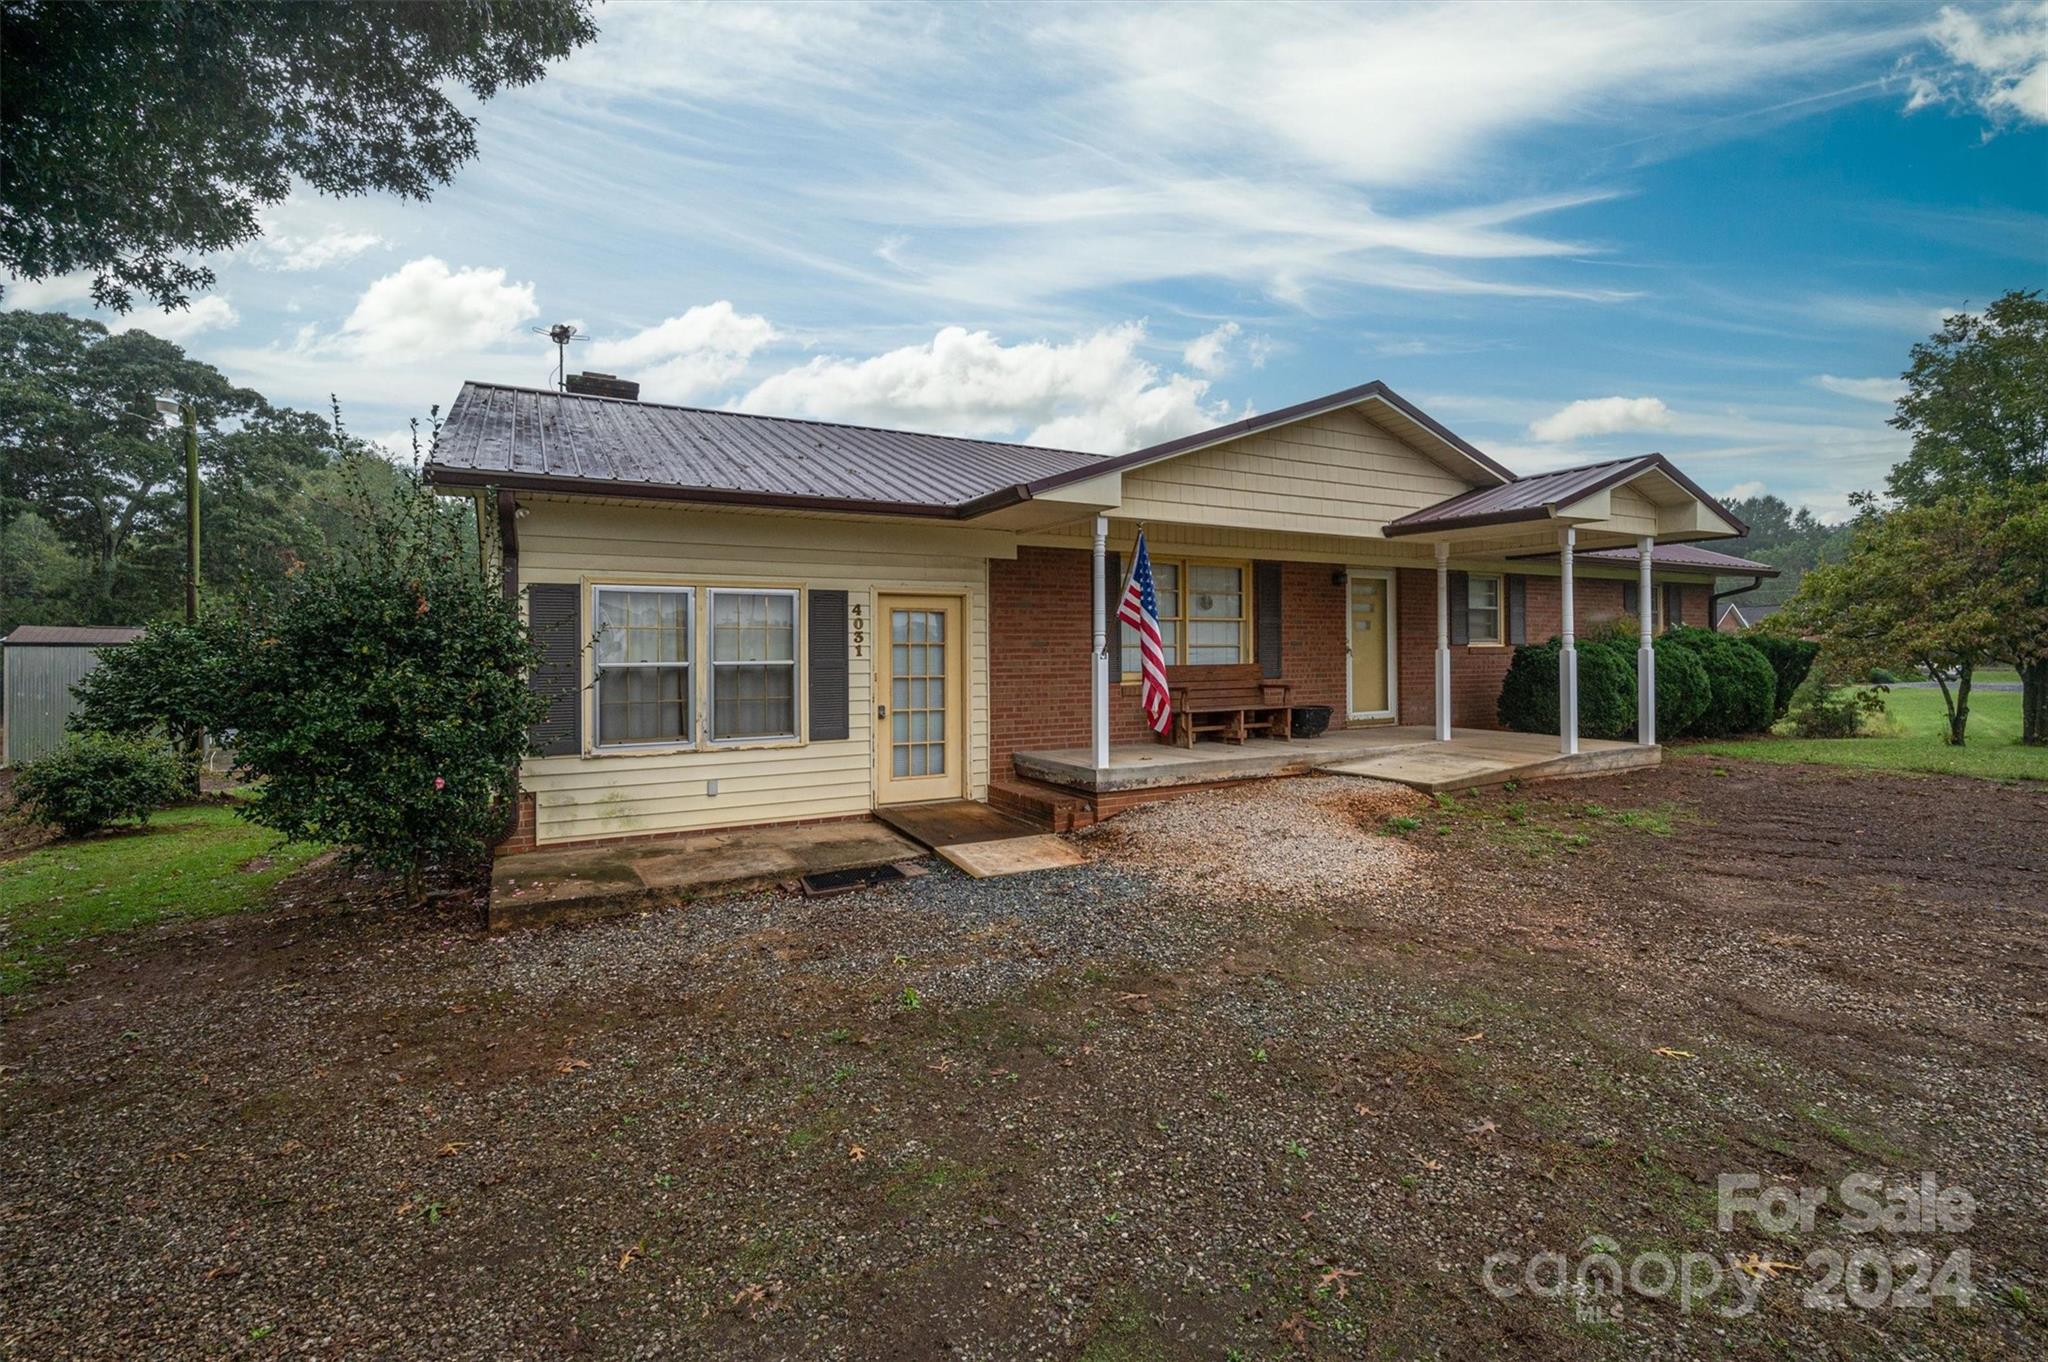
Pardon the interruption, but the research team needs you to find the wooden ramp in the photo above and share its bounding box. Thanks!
[874,800,1086,879]
[1321,734,1658,794]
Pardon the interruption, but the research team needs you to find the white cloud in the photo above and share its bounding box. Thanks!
[740,322,1231,453]
[1915,2,2048,123]
[339,257,538,359]
[1182,322,1240,375]
[584,301,778,403]
[253,226,387,272]
[1813,374,1904,404]
[1529,395,1675,443]
[3,270,97,309]
[1721,480,1768,501]
[108,295,239,341]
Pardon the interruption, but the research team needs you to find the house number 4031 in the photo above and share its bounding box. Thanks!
[849,600,866,659]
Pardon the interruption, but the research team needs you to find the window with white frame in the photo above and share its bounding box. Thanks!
[1466,574,1502,644]
[594,586,693,747]
[1120,559,1249,676]
[709,589,798,741]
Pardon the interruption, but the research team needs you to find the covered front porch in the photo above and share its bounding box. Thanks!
[1014,725,1657,797]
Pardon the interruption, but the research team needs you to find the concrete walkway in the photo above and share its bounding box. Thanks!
[489,821,923,930]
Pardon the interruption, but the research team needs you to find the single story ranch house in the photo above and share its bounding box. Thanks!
[424,375,1774,854]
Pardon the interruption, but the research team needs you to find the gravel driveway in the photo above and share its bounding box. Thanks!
[3,762,2044,1359]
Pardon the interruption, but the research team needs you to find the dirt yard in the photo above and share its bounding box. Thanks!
[3,757,2044,1359]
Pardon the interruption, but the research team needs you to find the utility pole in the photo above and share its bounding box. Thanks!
[156,396,200,621]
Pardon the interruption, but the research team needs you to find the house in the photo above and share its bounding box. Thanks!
[2,625,144,766]
[1717,600,1782,632]
[424,377,1777,853]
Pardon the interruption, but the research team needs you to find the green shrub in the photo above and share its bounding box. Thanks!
[70,615,249,792]
[1745,633,1821,719]
[1497,636,1639,740]
[1786,670,1889,738]
[1663,627,1777,737]
[1868,667,1899,685]
[11,733,191,836]
[226,458,545,897]
[1497,639,1561,735]
[1651,633,1711,738]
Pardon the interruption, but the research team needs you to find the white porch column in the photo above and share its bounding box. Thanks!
[1091,515,1111,771]
[1637,535,1657,747]
[1433,541,1452,742]
[1559,527,1578,756]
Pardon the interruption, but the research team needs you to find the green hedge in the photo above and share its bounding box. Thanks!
[1497,628,1768,739]
[1745,633,1820,719]
[1660,627,1777,737]
[12,733,191,837]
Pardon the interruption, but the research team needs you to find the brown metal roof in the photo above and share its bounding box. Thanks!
[427,382,1104,515]
[1579,542,1779,576]
[1382,453,1748,538]
[2,625,145,646]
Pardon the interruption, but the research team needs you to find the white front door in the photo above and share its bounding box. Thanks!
[1347,569,1398,720]
[875,594,965,804]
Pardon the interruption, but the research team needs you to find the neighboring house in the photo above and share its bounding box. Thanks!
[1717,600,1782,632]
[1,625,143,766]
[425,377,1777,853]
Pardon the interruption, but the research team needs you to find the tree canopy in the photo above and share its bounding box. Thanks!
[0,0,595,310]
[1887,288,2048,505]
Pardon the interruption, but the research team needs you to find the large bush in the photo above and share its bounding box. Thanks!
[12,732,190,836]
[1497,635,1639,740]
[1652,633,1712,737]
[1662,627,1777,737]
[225,461,545,895]
[1745,632,1821,720]
[71,615,249,788]
[1786,668,1888,739]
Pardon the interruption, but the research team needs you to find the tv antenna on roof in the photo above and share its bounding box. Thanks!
[530,323,584,391]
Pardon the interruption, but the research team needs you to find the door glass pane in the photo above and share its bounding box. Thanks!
[888,608,947,783]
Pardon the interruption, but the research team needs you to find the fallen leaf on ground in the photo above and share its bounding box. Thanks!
[1734,1253,1803,1278]
[1416,1157,1444,1172]
[618,1243,641,1272]
[1651,1047,1696,1060]
[1466,1119,1499,1137]
[847,1144,867,1163]
[1354,1103,1379,1118]
[556,1058,591,1073]
[1316,1266,1361,1299]
[436,1141,470,1157]
[1460,1031,1485,1043]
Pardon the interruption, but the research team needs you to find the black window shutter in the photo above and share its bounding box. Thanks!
[808,589,850,741]
[1506,575,1528,645]
[527,582,582,757]
[1622,580,1640,618]
[1254,561,1284,677]
[1663,582,1682,628]
[1448,570,1470,646]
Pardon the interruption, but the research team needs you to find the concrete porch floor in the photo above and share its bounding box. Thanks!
[1012,724,1657,796]
[488,820,924,931]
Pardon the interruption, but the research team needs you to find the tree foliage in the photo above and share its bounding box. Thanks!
[1887,290,2048,506]
[0,308,354,625]
[1,0,596,310]
[1714,494,1854,606]
[1782,489,2048,745]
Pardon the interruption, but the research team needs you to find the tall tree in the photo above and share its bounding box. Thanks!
[0,309,333,620]
[1,0,595,310]
[1717,492,1854,604]
[1886,289,2048,742]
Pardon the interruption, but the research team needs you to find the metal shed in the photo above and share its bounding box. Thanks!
[2,625,144,767]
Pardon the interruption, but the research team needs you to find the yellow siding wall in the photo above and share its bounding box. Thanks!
[516,498,994,846]
[1114,405,1479,536]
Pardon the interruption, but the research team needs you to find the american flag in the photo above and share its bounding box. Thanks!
[1116,530,1173,734]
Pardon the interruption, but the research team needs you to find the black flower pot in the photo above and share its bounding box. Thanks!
[1292,704,1332,739]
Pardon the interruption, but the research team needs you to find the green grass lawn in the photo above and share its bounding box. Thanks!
[0,804,325,994]
[1694,686,2047,782]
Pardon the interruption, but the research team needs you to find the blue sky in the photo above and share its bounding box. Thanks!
[12,0,2047,520]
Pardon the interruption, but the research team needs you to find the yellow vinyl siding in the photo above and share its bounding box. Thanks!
[1113,406,1479,537]
[517,498,992,846]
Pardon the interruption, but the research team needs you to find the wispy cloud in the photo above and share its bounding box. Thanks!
[109,295,239,341]
[1813,374,1904,404]
[585,301,778,403]
[1910,2,2048,124]
[1529,395,1675,443]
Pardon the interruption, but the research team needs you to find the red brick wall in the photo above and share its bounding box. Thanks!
[988,547,1350,774]
[1393,571,1712,729]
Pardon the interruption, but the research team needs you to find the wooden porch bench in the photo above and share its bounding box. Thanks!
[1161,663,1294,748]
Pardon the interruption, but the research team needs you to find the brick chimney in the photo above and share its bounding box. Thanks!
[563,371,640,401]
